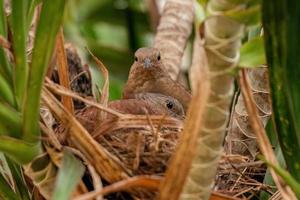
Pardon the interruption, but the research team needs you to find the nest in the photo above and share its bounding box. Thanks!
[215,154,274,199]
[47,44,275,200]
[73,105,182,176]
[96,125,180,175]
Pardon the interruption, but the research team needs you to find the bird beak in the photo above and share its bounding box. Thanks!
[143,58,152,68]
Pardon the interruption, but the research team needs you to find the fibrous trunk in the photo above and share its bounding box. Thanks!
[180,1,244,199]
[225,66,271,158]
[154,0,194,80]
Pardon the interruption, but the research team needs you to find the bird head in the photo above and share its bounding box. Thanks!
[134,47,162,69]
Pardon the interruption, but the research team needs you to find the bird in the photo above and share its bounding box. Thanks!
[110,92,184,119]
[122,47,191,112]
[75,92,185,134]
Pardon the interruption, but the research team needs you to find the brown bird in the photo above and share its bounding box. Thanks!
[122,47,191,111]
[75,92,185,133]
[110,92,184,119]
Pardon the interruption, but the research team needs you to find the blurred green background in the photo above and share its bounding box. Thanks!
[63,0,156,100]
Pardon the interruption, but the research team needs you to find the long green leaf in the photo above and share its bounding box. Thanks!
[0,0,6,36]
[52,149,85,200]
[260,145,285,200]
[5,157,31,200]
[0,75,15,106]
[260,156,300,199]
[263,0,300,181]
[0,102,21,137]
[11,0,28,107]
[0,173,19,200]
[0,0,11,82]
[0,136,41,164]
[22,0,65,143]
[27,0,43,29]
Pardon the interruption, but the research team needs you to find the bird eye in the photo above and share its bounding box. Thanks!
[166,100,174,109]
[134,56,138,62]
[157,53,161,61]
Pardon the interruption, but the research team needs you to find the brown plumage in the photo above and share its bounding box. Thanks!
[75,92,184,133]
[122,47,191,111]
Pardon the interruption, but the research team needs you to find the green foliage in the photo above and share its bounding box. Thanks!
[52,149,85,200]
[5,157,31,200]
[27,0,43,28]
[260,119,286,199]
[260,156,300,199]
[0,75,15,106]
[22,0,65,143]
[64,0,152,87]
[0,0,11,83]
[0,0,65,165]
[263,0,300,181]
[239,36,266,68]
[0,174,19,200]
[224,4,261,26]
[11,0,28,107]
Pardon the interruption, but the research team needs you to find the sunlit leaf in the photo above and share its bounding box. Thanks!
[52,149,85,200]
[198,0,208,6]
[225,4,261,26]
[239,36,266,68]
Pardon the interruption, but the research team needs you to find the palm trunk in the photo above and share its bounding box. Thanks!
[180,1,244,199]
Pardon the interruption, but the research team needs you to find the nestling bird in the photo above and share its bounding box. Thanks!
[122,47,191,111]
[110,92,184,119]
[75,92,185,133]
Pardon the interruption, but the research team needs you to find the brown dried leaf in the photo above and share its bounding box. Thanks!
[41,88,130,183]
[74,175,161,200]
[55,28,74,113]
[86,48,109,107]
[158,35,210,200]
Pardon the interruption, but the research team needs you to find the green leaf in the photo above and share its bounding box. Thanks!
[0,102,22,137]
[260,149,284,199]
[5,157,31,200]
[260,120,286,200]
[0,0,12,83]
[263,0,300,181]
[239,36,266,68]
[0,136,41,164]
[248,25,261,40]
[227,0,261,7]
[27,0,43,28]
[11,0,29,107]
[195,1,206,28]
[22,0,65,143]
[260,156,300,199]
[52,149,85,200]
[198,0,208,6]
[0,173,19,200]
[0,75,16,107]
[225,4,261,26]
